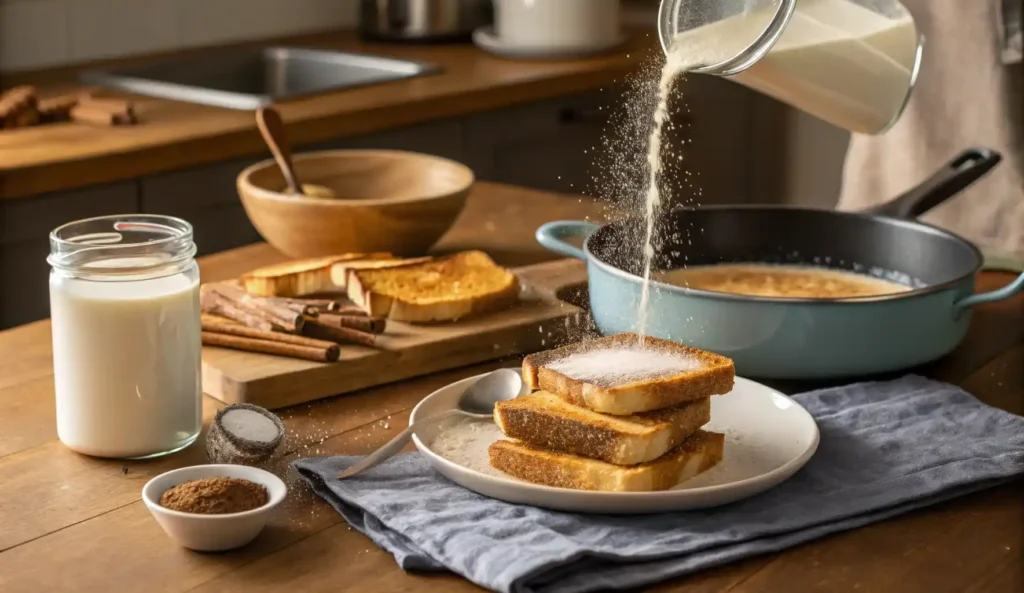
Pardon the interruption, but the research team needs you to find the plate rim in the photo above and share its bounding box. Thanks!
[411,368,820,502]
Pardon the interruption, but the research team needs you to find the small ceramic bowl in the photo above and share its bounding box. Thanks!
[142,464,287,552]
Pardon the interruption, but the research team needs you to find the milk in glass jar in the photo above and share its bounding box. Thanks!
[48,215,202,458]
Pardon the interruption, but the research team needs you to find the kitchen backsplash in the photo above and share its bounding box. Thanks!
[0,0,359,72]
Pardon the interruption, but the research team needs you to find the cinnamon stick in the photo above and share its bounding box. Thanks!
[79,96,134,112]
[203,284,305,333]
[0,86,38,129]
[202,332,338,362]
[302,320,378,348]
[262,297,322,316]
[287,297,367,315]
[202,318,340,354]
[71,97,137,126]
[37,93,81,123]
[317,313,386,334]
[332,304,370,316]
[202,294,276,332]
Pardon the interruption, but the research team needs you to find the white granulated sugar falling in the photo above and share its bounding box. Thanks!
[635,36,741,340]
[221,408,280,443]
[547,348,703,387]
[582,43,711,343]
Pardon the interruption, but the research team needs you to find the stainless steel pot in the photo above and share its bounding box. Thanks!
[359,0,493,42]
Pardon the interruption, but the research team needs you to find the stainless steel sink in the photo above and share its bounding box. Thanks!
[80,47,441,110]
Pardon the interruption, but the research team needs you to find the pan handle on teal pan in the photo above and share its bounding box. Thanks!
[536,221,601,261]
[954,271,1024,314]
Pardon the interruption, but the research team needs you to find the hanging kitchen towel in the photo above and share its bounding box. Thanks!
[999,0,1022,64]
[294,375,1024,593]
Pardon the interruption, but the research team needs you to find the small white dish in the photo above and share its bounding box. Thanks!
[411,369,820,514]
[142,464,287,552]
[473,26,628,61]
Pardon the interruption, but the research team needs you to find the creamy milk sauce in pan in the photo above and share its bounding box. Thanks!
[655,264,913,299]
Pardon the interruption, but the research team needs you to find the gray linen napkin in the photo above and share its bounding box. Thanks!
[294,375,1024,593]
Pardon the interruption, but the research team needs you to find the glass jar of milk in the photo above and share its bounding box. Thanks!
[48,215,202,459]
[659,0,923,134]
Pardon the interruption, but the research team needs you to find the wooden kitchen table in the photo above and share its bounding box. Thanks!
[0,182,1021,593]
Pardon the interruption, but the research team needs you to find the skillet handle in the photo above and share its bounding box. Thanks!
[536,221,600,260]
[866,148,1002,219]
[953,272,1024,314]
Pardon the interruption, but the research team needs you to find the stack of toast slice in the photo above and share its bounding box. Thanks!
[489,333,735,492]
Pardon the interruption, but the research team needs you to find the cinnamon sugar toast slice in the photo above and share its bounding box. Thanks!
[488,430,724,492]
[346,250,519,322]
[494,391,711,465]
[329,256,433,290]
[522,333,734,415]
[241,253,393,297]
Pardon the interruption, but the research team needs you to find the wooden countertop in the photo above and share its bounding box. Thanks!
[1,183,1021,592]
[0,31,653,201]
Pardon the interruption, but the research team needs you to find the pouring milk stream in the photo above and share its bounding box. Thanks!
[636,0,922,339]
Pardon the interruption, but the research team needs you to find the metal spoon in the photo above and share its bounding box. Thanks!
[337,369,524,479]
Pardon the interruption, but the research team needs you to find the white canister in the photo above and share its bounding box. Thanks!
[48,215,202,459]
[494,0,621,50]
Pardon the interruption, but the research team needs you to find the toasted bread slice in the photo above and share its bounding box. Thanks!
[241,253,392,297]
[495,391,710,465]
[329,256,433,290]
[346,250,520,322]
[522,334,734,415]
[488,430,724,492]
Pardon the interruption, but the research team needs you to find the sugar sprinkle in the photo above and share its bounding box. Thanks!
[221,408,281,443]
[546,347,703,387]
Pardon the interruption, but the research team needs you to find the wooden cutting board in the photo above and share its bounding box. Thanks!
[201,258,591,409]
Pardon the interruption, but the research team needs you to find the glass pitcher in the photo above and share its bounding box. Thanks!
[658,0,924,134]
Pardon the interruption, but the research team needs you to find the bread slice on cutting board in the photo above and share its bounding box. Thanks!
[522,333,735,415]
[494,391,711,465]
[346,250,520,322]
[240,253,392,297]
[488,430,724,492]
[330,256,433,290]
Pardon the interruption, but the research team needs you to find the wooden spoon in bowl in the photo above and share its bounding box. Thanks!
[255,106,335,199]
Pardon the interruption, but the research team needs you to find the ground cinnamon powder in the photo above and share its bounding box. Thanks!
[159,477,269,514]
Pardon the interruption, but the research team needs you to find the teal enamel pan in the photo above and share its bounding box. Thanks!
[538,148,1023,379]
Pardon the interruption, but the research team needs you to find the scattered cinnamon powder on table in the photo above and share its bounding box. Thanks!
[160,477,268,514]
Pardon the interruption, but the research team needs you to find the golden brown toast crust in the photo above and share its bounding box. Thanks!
[240,253,391,297]
[347,250,520,322]
[488,430,724,492]
[495,392,711,465]
[330,256,431,289]
[522,333,734,415]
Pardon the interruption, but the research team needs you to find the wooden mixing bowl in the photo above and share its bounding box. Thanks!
[237,150,474,258]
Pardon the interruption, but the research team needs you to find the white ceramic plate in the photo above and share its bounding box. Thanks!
[411,370,819,514]
[472,26,628,60]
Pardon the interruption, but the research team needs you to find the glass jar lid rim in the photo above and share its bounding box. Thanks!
[48,214,196,274]
[50,214,193,246]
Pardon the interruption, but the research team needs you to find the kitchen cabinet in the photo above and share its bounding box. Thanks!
[463,83,786,206]
[140,159,262,257]
[316,119,468,164]
[465,91,613,195]
[0,182,139,328]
